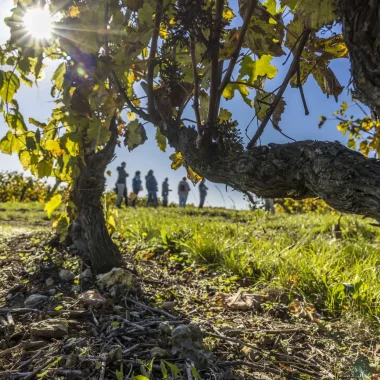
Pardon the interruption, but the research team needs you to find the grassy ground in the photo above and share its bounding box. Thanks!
[112,206,380,320]
[1,202,380,379]
[2,201,380,319]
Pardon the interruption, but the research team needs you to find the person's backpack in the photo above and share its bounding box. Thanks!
[179,183,186,192]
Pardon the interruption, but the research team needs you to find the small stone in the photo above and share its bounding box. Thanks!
[161,301,176,311]
[24,294,48,308]
[64,352,77,368]
[47,288,57,296]
[59,269,75,282]
[78,290,107,307]
[9,293,25,308]
[30,319,68,338]
[6,293,13,302]
[172,323,215,370]
[71,285,80,293]
[96,268,136,291]
[45,277,54,287]
[150,346,170,359]
[159,322,172,336]
[108,345,123,362]
[0,339,7,350]
[80,269,92,279]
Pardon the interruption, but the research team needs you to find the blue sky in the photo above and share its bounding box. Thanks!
[0,0,364,209]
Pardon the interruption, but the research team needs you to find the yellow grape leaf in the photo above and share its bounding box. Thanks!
[45,139,61,153]
[61,134,79,156]
[159,22,168,39]
[68,5,80,18]
[127,111,136,121]
[107,214,116,234]
[347,139,356,150]
[0,131,25,154]
[53,213,70,241]
[169,151,183,170]
[263,0,278,15]
[132,98,141,107]
[125,71,135,98]
[314,34,348,60]
[45,194,62,218]
[359,140,369,156]
[239,55,277,84]
[19,150,31,170]
[222,7,235,21]
[222,83,252,107]
[186,166,202,184]
[155,129,167,152]
[218,108,232,121]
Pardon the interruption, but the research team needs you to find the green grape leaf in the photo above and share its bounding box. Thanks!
[0,71,20,103]
[273,97,286,127]
[155,129,167,152]
[52,62,66,91]
[5,110,27,132]
[295,0,336,30]
[45,194,62,218]
[254,90,273,121]
[87,119,111,145]
[26,133,37,151]
[312,67,343,102]
[124,120,148,151]
[29,117,47,128]
[20,74,33,88]
[160,361,168,379]
[199,90,209,123]
[138,1,155,28]
[239,1,285,57]
[219,108,232,121]
[280,0,298,9]
[37,160,52,178]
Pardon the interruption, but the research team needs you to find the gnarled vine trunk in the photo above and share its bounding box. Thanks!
[70,121,122,274]
[339,0,380,117]
[165,124,380,222]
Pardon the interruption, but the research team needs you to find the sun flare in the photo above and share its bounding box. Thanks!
[23,7,53,39]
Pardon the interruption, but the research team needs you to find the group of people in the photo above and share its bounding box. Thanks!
[115,162,209,209]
